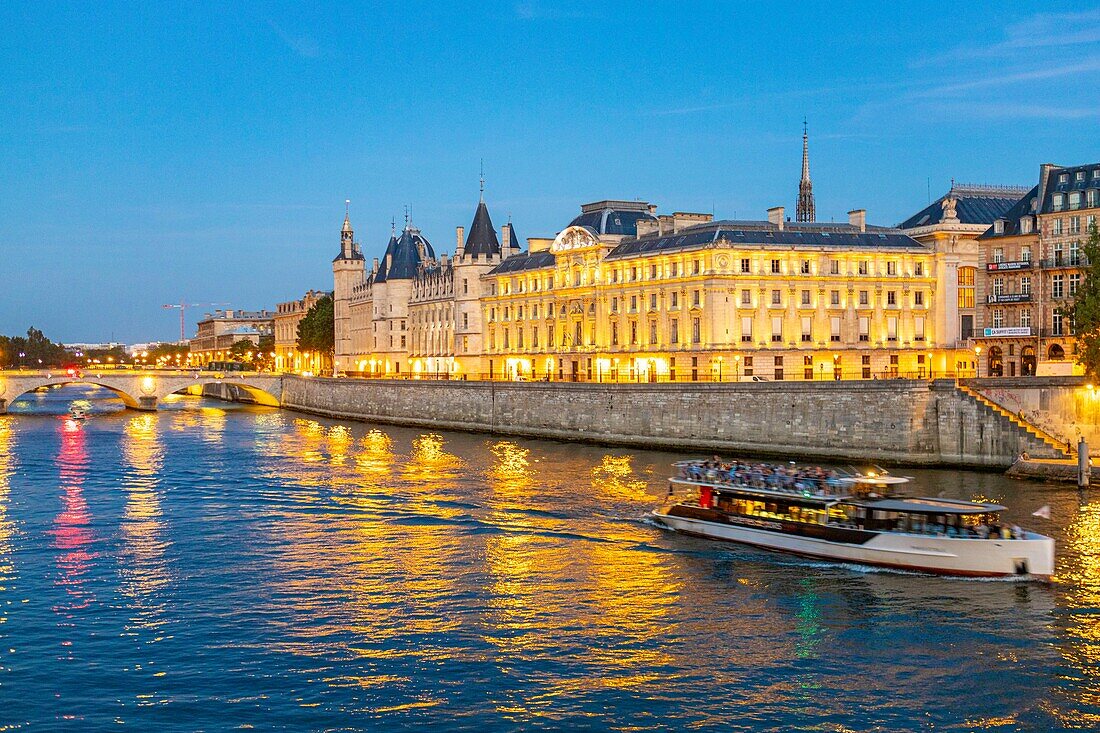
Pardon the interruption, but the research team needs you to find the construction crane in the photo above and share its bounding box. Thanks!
[162,301,230,342]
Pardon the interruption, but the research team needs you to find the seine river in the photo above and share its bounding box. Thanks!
[1,386,1098,731]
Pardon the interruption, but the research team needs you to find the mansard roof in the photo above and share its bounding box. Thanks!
[898,184,1030,230]
[567,200,657,236]
[375,226,436,282]
[978,185,1040,240]
[489,250,555,274]
[606,220,927,261]
[1039,162,1100,213]
[464,201,501,257]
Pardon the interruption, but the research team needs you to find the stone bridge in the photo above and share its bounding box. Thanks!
[0,370,284,412]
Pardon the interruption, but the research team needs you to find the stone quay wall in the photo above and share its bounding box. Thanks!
[281,377,1059,468]
[965,377,1100,453]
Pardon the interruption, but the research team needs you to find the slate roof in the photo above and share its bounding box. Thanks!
[504,222,521,250]
[489,250,555,274]
[977,186,1039,240]
[375,227,435,282]
[464,201,501,257]
[605,220,928,260]
[1039,162,1100,214]
[898,184,1029,229]
[568,201,656,236]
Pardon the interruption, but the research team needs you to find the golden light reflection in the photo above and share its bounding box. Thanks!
[1048,498,1100,729]
[119,413,170,634]
[0,421,15,601]
[590,454,651,502]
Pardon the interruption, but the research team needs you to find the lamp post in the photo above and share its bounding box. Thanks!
[715,355,723,382]
[733,354,741,380]
[975,345,982,378]
[832,353,840,381]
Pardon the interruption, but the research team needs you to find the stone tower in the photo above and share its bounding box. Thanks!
[332,201,364,373]
[452,181,510,375]
[796,120,816,223]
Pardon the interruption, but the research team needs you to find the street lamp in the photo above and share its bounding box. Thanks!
[975,345,982,378]
[733,354,741,380]
[832,353,840,381]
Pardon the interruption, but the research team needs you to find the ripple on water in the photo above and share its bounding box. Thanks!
[0,387,1094,731]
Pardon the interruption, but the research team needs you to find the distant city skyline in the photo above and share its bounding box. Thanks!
[2,2,1099,342]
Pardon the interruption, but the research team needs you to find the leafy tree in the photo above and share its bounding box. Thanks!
[0,327,68,367]
[229,338,256,359]
[1064,223,1100,380]
[296,294,334,356]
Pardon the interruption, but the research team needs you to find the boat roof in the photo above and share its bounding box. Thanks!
[859,497,1006,514]
[840,475,910,486]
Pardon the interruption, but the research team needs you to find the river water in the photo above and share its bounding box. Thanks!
[0,386,1098,731]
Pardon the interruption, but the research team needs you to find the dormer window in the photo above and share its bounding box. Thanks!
[1059,173,1069,185]
[1052,194,1065,212]
[1020,218,1031,234]
[994,219,1005,234]
[1077,171,1086,182]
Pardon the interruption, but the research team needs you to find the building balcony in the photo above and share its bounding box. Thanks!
[1040,256,1088,269]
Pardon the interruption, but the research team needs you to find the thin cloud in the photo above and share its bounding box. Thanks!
[910,58,1100,97]
[915,8,1100,66]
[267,19,321,59]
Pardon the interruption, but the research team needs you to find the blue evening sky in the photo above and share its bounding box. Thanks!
[2,2,1099,343]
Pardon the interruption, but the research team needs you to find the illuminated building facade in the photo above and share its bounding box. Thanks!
[189,309,274,363]
[332,195,519,377]
[977,162,1100,376]
[899,183,1031,375]
[482,201,944,381]
[274,289,329,373]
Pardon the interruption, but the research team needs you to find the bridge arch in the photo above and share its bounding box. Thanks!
[0,377,141,409]
[0,372,283,412]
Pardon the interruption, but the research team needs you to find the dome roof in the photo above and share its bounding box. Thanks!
[567,200,656,236]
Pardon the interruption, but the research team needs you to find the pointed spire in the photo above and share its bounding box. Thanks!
[796,119,816,223]
[342,199,352,232]
[479,159,485,203]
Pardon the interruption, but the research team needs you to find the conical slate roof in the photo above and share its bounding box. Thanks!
[373,233,398,282]
[464,201,501,257]
[376,225,434,282]
[504,222,521,250]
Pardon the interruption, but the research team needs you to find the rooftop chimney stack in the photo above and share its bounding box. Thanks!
[767,206,785,231]
[456,226,465,257]
[848,209,867,232]
[502,224,512,251]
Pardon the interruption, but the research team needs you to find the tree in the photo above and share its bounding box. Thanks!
[1064,223,1100,379]
[229,338,255,360]
[0,327,68,367]
[296,294,334,372]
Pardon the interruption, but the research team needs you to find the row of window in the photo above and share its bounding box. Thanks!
[491,257,930,295]
[1051,190,1100,212]
[487,314,925,350]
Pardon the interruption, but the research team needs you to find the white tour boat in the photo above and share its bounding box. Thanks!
[68,405,88,420]
[652,460,1055,581]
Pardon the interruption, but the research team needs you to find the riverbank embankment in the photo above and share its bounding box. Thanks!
[280,376,1061,469]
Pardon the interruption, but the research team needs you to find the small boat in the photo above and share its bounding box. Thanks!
[68,406,88,420]
[652,459,1055,581]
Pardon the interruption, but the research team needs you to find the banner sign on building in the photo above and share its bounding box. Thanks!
[983,327,1032,337]
[987,293,1031,304]
[986,261,1032,272]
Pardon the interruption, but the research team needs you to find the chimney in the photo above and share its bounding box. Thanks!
[441,253,449,268]
[502,224,512,251]
[848,209,866,232]
[372,257,379,274]
[647,204,658,215]
[456,226,464,257]
[767,206,785,231]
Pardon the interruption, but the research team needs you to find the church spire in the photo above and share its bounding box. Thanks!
[796,119,815,223]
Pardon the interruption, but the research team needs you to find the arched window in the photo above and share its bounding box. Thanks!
[1048,343,1065,361]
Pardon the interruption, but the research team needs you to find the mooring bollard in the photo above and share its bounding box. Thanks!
[1078,437,1090,489]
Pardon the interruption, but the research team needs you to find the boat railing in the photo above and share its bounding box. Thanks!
[673,468,851,499]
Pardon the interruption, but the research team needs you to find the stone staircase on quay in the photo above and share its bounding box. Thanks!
[956,384,1071,458]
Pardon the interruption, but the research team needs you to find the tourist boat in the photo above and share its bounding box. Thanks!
[68,405,88,420]
[652,460,1055,581]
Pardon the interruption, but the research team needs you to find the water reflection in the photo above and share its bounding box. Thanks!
[1,394,1100,729]
[0,420,16,599]
[50,418,96,643]
[119,413,171,636]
